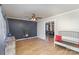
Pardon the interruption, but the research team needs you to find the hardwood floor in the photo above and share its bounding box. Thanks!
[16,37,79,55]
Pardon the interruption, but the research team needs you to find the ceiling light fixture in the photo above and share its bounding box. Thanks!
[31,18,36,21]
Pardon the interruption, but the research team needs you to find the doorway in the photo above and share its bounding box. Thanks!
[45,21,54,42]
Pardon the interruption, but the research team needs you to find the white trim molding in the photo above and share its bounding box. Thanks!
[16,36,37,41]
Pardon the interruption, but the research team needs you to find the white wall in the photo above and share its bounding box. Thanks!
[55,9,79,32]
[37,9,79,40]
[0,6,6,54]
[37,17,54,40]
[37,21,46,40]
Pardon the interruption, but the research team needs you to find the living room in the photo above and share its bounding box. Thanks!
[0,4,79,55]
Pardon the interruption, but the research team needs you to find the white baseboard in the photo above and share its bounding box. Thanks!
[16,36,37,41]
[37,36,48,42]
[16,36,47,42]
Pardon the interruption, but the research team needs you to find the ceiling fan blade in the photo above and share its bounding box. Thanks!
[25,16,31,18]
[36,17,42,19]
[25,13,42,21]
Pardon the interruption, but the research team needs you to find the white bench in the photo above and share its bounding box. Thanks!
[62,36,79,44]
[55,31,79,52]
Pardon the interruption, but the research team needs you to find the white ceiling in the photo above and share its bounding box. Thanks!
[2,4,79,20]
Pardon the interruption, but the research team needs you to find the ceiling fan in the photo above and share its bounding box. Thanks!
[26,13,42,21]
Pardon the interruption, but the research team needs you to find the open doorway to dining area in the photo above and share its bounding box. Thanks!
[45,21,54,43]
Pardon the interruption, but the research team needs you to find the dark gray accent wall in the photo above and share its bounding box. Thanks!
[8,18,37,39]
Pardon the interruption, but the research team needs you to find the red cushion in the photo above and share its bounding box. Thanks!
[77,42,79,48]
[55,35,62,42]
